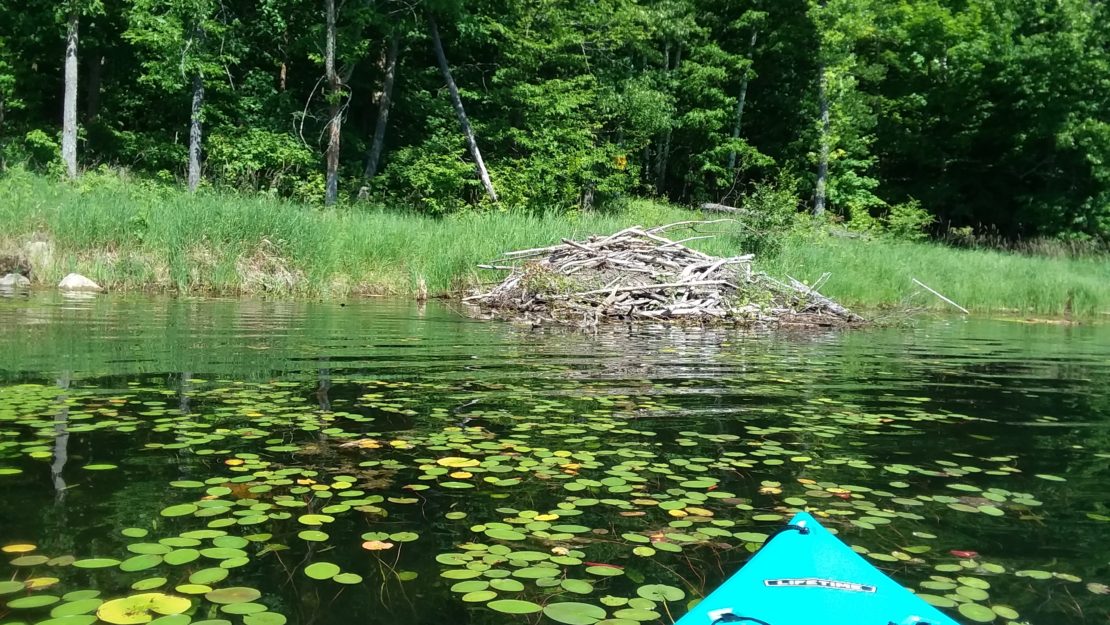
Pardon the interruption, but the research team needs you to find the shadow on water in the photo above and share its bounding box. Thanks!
[0,293,1108,624]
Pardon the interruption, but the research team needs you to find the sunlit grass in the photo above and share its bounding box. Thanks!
[764,236,1110,317]
[2,168,1107,318]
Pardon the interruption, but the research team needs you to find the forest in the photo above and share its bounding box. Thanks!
[0,0,1107,241]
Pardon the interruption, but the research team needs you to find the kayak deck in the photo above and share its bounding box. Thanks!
[675,512,961,625]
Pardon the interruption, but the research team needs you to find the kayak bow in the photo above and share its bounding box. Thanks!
[675,512,962,625]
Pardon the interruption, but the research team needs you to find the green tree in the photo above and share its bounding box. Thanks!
[0,34,20,169]
[125,0,237,191]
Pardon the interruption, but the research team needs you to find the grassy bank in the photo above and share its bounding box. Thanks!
[2,169,1108,317]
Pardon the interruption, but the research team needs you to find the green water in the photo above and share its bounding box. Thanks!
[0,294,1108,625]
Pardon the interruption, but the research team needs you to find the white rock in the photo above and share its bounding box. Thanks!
[58,273,102,292]
[0,273,30,288]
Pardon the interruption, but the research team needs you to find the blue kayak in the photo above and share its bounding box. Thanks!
[675,512,961,625]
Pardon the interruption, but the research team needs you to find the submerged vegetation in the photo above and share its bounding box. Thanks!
[1,348,1108,625]
[2,169,1109,318]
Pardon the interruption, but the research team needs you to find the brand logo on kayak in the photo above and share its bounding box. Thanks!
[764,578,876,593]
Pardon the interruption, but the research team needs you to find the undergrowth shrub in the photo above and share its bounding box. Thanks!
[883,199,934,241]
[207,128,315,197]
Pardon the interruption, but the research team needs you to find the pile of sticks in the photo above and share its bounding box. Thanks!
[465,221,862,327]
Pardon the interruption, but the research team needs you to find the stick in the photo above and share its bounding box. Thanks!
[646,219,738,233]
[912,278,969,314]
[565,280,738,298]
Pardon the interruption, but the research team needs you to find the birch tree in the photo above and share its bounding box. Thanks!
[58,1,101,179]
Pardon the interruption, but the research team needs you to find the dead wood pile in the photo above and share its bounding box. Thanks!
[464,222,863,327]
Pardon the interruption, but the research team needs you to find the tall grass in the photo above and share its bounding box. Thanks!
[2,168,1108,317]
[764,235,1110,317]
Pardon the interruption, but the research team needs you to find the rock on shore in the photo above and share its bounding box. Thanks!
[58,273,102,291]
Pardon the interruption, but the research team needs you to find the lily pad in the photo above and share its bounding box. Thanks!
[304,562,341,580]
[50,598,104,617]
[636,584,685,602]
[543,602,607,625]
[160,504,199,518]
[204,587,262,605]
[189,568,229,585]
[243,613,287,625]
[120,555,163,572]
[487,599,542,614]
[96,594,191,625]
[7,594,61,609]
[958,602,997,622]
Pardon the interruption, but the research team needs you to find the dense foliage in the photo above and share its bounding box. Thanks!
[0,0,1107,239]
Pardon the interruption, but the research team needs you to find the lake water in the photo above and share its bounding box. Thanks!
[1,294,1108,625]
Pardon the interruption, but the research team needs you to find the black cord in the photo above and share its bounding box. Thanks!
[711,615,772,625]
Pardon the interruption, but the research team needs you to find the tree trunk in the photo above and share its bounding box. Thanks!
[62,11,79,180]
[364,33,399,182]
[188,70,204,192]
[324,0,341,206]
[86,54,102,122]
[1,88,7,171]
[727,30,759,172]
[814,64,830,216]
[429,17,498,203]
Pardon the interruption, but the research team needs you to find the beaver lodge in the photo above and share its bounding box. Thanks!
[465,221,863,328]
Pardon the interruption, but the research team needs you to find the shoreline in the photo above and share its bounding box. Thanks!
[2,170,1109,320]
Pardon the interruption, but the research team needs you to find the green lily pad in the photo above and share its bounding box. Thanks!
[96,594,191,624]
[189,568,228,585]
[7,594,61,609]
[958,603,996,622]
[37,615,100,625]
[489,579,524,592]
[204,587,262,605]
[586,566,624,577]
[50,598,104,617]
[243,613,287,625]
[219,602,267,615]
[132,578,169,591]
[120,555,163,572]
[164,549,200,566]
[561,579,594,594]
[304,562,341,580]
[333,572,363,585]
[296,514,334,526]
[461,590,497,602]
[484,528,525,541]
[636,584,685,602]
[543,602,607,625]
[160,504,199,518]
[487,599,543,614]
